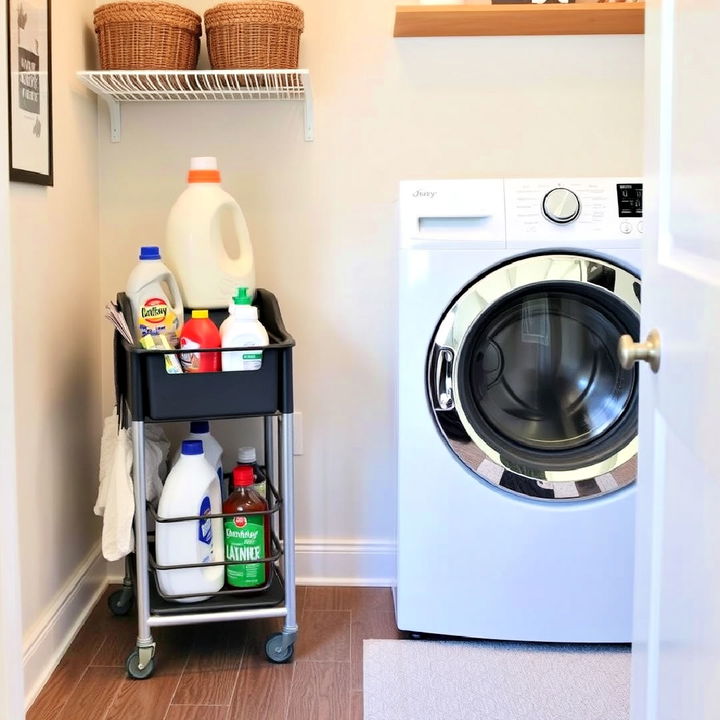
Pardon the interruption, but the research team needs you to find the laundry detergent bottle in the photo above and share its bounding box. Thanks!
[179,310,221,373]
[223,466,270,589]
[156,440,224,602]
[173,421,224,480]
[166,157,255,309]
[220,287,269,372]
[126,246,183,346]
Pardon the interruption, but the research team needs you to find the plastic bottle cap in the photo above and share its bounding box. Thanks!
[237,446,257,464]
[181,439,204,456]
[232,288,252,306]
[188,157,220,183]
[233,466,255,488]
[192,310,209,319]
[139,246,161,261]
[189,421,210,435]
[190,157,218,171]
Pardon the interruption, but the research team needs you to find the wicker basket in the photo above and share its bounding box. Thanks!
[205,2,304,70]
[94,2,202,71]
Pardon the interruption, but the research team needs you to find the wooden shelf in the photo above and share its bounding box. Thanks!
[393,3,645,37]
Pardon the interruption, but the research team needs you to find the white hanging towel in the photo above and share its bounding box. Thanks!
[95,411,133,561]
[95,410,169,561]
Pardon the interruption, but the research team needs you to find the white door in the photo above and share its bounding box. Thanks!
[631,2,720,718]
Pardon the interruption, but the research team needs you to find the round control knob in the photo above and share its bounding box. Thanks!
[542,188,581,224]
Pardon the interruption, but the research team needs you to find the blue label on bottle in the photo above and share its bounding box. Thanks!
[198,496,212,545]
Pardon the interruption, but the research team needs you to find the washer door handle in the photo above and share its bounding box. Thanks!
[431,346,455,411]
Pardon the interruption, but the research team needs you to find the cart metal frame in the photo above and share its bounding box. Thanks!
[112,289,298,675]
[128,414,297,672]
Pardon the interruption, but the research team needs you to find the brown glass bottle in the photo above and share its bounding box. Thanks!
[223,466,270,588]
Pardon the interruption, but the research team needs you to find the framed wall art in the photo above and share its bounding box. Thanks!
[6,0,53,186]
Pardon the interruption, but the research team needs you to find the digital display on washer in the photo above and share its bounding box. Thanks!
[617,183,643,217]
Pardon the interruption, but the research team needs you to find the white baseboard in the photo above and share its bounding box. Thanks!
[295,539,396,586]
[23,544,108,710]
[107,540,397,587]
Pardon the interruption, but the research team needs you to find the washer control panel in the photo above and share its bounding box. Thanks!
[617,183,643,218]
[505,178,643,249]
[542,188,581,224]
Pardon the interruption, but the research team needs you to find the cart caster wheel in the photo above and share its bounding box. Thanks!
[108,589,133,617]
[265,632,294,663]
[126,650,155,679]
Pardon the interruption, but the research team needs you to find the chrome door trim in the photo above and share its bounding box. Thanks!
[428,250,641,501]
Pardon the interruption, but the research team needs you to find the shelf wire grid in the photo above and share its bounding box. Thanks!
[77,69,313,141]
[78,69,309,102]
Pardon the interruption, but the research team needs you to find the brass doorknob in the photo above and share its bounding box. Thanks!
[618,329,662,373]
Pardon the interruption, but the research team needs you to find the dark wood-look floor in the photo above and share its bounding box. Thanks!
[28,585,403,720]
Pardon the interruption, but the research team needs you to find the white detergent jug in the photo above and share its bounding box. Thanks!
[156,440,224,602]
[126,246,184,346]
[172,421,226,498]
[166,157,255,309]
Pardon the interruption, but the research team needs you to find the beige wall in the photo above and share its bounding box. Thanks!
[99,0,644,576]
[10,0,101,644]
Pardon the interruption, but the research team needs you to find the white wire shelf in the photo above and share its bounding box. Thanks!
[77,69,314,142]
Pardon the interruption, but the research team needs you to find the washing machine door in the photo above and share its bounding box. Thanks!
[428,251,641,500]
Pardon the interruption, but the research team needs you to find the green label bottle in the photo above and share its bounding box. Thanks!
[223,466,269,588]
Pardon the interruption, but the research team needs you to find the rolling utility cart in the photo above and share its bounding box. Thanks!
[110,289,297,679]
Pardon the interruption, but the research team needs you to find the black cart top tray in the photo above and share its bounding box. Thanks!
[115,288,294,422]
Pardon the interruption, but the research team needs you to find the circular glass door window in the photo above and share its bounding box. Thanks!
[428,252,641,500]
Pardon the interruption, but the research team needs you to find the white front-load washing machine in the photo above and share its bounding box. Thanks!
[396,178,643,643]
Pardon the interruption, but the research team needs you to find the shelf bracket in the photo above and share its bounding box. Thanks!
[101,95,122,143]
[301,74,314,142]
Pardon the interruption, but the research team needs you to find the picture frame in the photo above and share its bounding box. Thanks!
[6,0,52,186]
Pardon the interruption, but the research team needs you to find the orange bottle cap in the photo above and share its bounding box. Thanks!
[188,169,221,183]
